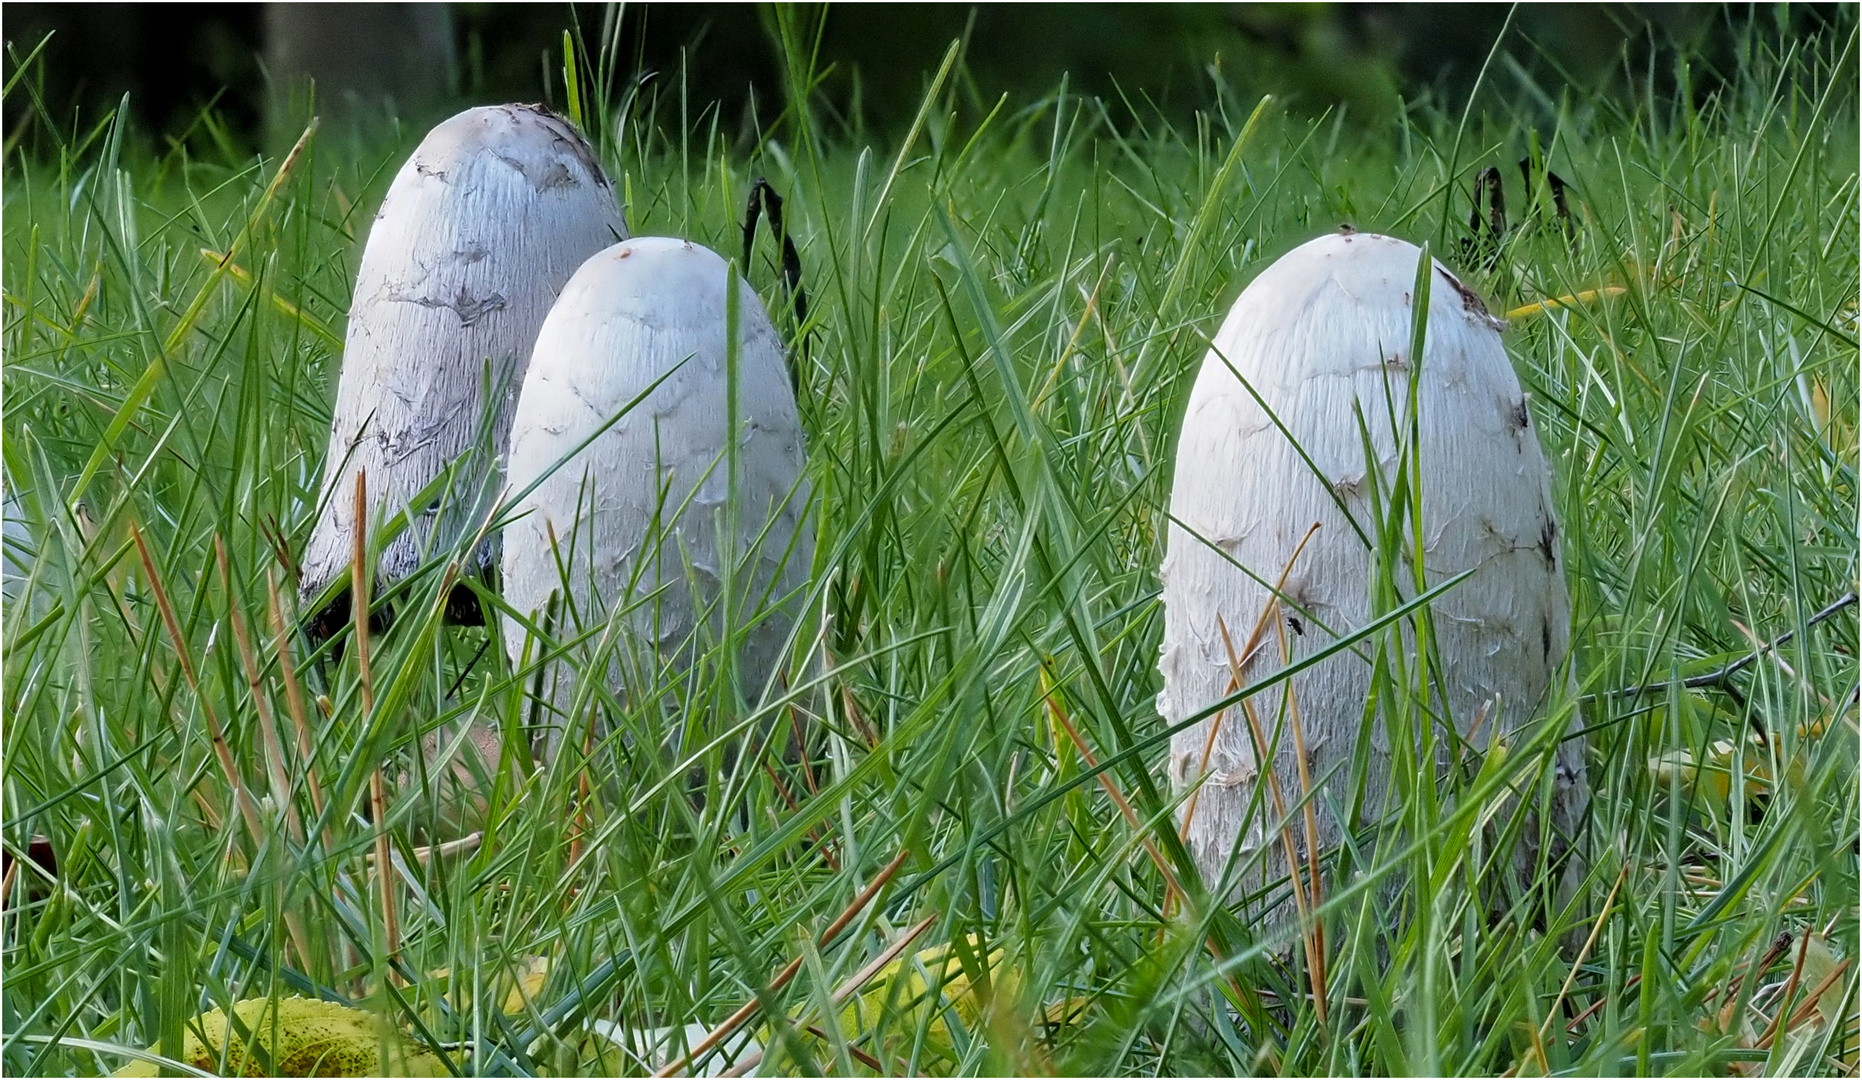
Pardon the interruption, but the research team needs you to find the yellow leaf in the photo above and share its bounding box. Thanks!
[1505,286,1627,320]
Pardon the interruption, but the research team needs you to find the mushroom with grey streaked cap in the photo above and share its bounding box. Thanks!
[299,102,628,640]
[1157,231,1588,938]
[500,236,814,765]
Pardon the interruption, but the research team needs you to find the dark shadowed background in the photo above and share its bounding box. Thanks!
[1,3,1844,153]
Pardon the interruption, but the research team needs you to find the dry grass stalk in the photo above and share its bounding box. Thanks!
[1216,615,1321,1010]
[213,539,317,968]
[265,573,327,823]
[1272,610,1328,1025]
[214,539,301,840]
[350,472,400,973]
[1777,957,1853,1036]
[1041,669,1183,909]
[1754,930,1853,1051]
[129,521,265,842]
[1542,862,1629,1041]
[1179,522,1321,840]
[714,915,942,1080]
[653,848,912,1077]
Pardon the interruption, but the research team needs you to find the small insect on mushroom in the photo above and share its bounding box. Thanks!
[501,237,813,763]
[299,104,628,641]
[1158,231,1587,938]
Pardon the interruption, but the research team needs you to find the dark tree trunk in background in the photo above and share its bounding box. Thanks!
[264,2,456,146]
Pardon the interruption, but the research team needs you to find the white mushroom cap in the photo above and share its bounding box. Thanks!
[1159,231,1586,928]
[2,480,36,613]
[301,104,628,613]
[502,237,812,757]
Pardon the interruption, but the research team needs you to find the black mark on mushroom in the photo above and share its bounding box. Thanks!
[387,284,509,327]
[1537,515,1559,569]
[1437,265,1500,326]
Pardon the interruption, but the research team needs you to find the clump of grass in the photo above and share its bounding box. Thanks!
[4,10,1857,1077]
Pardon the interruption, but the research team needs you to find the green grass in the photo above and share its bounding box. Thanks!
[4,12,1858,1077]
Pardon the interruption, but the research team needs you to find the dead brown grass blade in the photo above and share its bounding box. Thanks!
[1042,667,1183,909]
[265,572,327,824]
[715,915,941,1080]
[1273,610,1327,1025]
[1216,614,1321,1002]
[1542,862,1629,1041]
[350,472,399,972]
[215,538,300,838]
[213,538,317,968]
[129,520,265,841]
[652,848,912,1078]
[1180,522,1321,841]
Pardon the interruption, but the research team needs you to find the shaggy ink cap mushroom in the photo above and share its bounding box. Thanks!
[1159,230,1587,935]
[300,104,627,636]
[501,237,813,763]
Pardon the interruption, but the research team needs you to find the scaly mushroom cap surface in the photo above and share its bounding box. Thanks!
[502,237,812,758]
[301,104,627,612]
[1158,231,1587,929]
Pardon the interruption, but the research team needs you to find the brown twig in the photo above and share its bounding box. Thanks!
[653,848,911,1077]
[1542,862,1629,1041]
[351,473,399,972]
[266,573,327,824]
[1273,610,1327,1026]
[1217,615,1321,1005]
[1181,522,1322,840]
[129,521,265,841]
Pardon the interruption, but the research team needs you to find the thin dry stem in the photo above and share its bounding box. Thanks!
[1273,609,1328,1026]
[1542,862,1629,1041]
[714,915,941,1080]
[1756,930,1819,1050]
[129,521,265,842]
[1042,669,1183,908]
[653,848,912,1078]
[1216,615,1320,992]
[215,539,301,840]
[213,538,316,969]
[265,573,327,819]
[351,472,399,973]
[1778,957,1853,1037]
[1181,521,1322,840]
